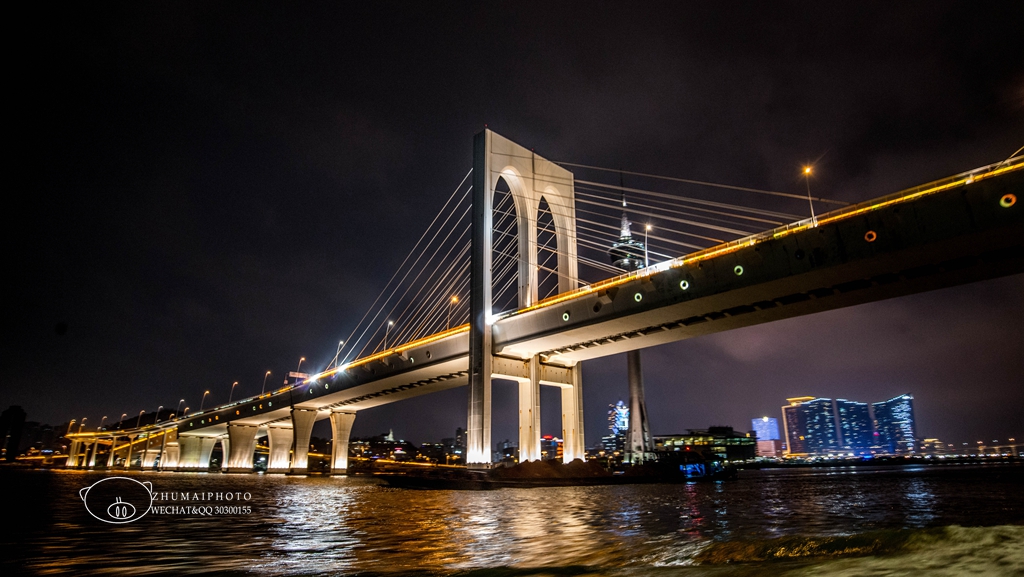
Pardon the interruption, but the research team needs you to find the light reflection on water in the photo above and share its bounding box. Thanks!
[2,463,1021,575]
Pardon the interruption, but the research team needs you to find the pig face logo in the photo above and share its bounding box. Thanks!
[79,477,153,524]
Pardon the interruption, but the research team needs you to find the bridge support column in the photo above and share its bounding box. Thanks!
[142,437,160,468]
[124,435,138,468]
[219,437,230,471]
[197,438,217,469]
[329,411,356,474]
[561,365,585,462]
[85,441,98,468]
[106,438,119,467]
[65,440,81,468]
[626,350,651,464]
[517,357,542,462]
[266,427,293,473]
[162,430,180,470]
[289,408,318,474]
[225,424,258,472]
[177,436,216,470]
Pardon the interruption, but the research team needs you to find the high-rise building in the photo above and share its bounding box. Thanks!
[782,397,813,455]
[783,397,843,456]
[872,394,917,454]
[601,401,629,453]
[802,398,842,455]
[751,417,780,441]
[783,393,918,456]
[835,399,873,453]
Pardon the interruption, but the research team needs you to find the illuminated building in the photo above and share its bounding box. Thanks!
[834,399,873,453]
[654,427,756,461]
[540,435,563,461]
[919,438,949,456]
[783,393,917,456]
[782,397,813,455]
[781,397,842,456]
[751,416,780,440]
[601,401,629,453]
[872,394,917,454]
[752,416,783,457]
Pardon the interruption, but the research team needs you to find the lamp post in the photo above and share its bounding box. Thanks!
[156,406,164,423]
[297,357,306,373]
[229,381,239,402]
[77,418,87,434]
[177,399,186,416]
[448,296,458,329]
[136,410,145,429]
[262,371,271,395]
[803,166,817,226]
[644,224,652,268]
[384,321,394,350]
[333,341,344,368]
[98,416,107,430]
[183,407,190,416]
[119,413,127,429]
[67,419,76,436]
[199,391,210,412]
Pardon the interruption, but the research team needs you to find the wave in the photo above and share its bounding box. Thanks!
[695,524,1024,575]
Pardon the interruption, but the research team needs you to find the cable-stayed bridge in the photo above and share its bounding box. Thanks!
[66,131,1024,474]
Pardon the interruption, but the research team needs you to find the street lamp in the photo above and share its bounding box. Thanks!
[384,321,394,350]
[77,418,87,434]
[200,391,210,412]
[297,357,306,373]
[136,410,145,429]
[66,419,76,435]
[177,399,186,415]
[448,296,458,329]
[183,407,190,416]
[332,341,345,368]
[803,166,817,226]
[262,371,271,395]
[119,413,128,429]
[229,381,239,402]
[156,406,164,423]
[644,224,652,268]
[98,416,107,430]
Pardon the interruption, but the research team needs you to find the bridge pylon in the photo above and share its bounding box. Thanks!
[468,129,584,466]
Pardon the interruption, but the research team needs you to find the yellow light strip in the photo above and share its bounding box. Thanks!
[314,324,471,376]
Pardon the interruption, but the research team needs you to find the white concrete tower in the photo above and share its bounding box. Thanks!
[468,129,583,466]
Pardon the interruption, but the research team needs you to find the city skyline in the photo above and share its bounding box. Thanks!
[5,4,1022,448]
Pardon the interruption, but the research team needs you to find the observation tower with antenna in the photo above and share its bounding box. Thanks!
[608,189,652,464]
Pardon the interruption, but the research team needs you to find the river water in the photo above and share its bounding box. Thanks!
[2,463,1022,576]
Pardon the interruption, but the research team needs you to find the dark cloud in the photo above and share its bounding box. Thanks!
[6,3,1023,446]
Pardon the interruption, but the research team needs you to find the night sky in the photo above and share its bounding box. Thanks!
[7,3,1023,447]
